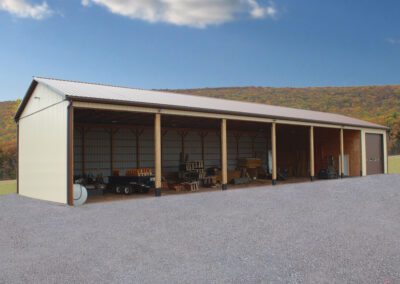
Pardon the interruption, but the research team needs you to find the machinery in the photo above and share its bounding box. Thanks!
[318,156,338,179]
[109,175,155,195]
[74,174,106,196]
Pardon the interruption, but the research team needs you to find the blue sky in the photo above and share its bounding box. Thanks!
[0,0,399,101]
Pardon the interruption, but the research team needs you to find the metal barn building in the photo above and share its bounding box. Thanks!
[15,77,388,205]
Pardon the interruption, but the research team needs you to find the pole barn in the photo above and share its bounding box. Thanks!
[15,77,389,205]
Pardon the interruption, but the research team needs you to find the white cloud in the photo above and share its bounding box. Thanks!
[387,38,400,45]
[0,0,52,19]
[81,0,277,28]
[248,0,276,19]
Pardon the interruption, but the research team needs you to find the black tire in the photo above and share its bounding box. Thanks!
[123,185,132,195]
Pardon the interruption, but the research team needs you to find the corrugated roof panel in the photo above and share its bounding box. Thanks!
[33,77,386,129]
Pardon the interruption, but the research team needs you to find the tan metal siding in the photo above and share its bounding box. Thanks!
[21,84,64,118]
[19,99,69,204]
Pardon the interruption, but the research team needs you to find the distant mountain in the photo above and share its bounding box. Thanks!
[1,85,400,179]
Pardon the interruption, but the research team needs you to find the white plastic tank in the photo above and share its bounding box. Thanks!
[73,184,88,206]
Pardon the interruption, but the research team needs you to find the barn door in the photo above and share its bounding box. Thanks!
[365,133,383,175]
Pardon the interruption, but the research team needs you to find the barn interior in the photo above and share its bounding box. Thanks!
[275,124,310,183]
[314,127,361,177]
[72,108,362,202]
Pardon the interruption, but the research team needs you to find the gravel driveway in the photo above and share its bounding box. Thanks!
[1,175,399,283]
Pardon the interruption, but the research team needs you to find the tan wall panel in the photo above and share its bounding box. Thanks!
[19,100,69,204]
[344,129,361,176]
[21,84,64,118]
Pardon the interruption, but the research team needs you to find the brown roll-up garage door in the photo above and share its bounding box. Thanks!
[365,133,384,175]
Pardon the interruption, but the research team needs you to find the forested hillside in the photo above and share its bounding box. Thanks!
[0,85,400,180]
[169,85,400,154]
[0,100,20,180]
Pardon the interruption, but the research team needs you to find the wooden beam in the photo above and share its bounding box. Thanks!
[74,101,385,131]
[75,122,266,136]
[154,113,162,196]
[221,119,228,190]
[340,128,344,178]
[271,122,277,185]
[67,104,74,206]
[310,126,315,181]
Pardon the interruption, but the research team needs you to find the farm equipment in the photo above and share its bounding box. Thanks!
[318,156,338,179]
[109,175,155,195]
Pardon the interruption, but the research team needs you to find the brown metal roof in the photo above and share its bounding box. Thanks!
[15,77,387,130]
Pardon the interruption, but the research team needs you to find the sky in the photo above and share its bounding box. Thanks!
[0,0,399,101]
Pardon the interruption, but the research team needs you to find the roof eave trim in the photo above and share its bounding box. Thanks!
[68,96,388,130]
[14,80,38,122]
[14,79,68,122]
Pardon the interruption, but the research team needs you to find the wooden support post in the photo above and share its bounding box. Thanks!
[154,113,162,196]
[361,130,366,176]
[221,119,228,190]
[340,128,344,178]
[310,126,315,181]
[271,122,277,185]
[67,104,74,206]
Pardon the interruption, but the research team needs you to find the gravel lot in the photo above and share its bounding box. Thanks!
[1,175,400,284]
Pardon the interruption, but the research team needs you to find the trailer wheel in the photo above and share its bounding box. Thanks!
[123,185,132,195]
[115,185,122,194]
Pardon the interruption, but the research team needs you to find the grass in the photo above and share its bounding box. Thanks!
[0,180,16,196]
[389,155,400,174]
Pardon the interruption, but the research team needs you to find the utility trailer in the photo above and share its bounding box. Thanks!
[108,176,155,195]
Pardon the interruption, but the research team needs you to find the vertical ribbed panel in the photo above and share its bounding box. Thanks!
[204,132,221,168]
[73,126,270,177]
[139,129,155,171]
[73,128,82,175]
[162,130,180,172]
[84,127,111,178]
[113,128,136,174]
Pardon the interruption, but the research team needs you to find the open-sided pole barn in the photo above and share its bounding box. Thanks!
[15,77,388,205]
